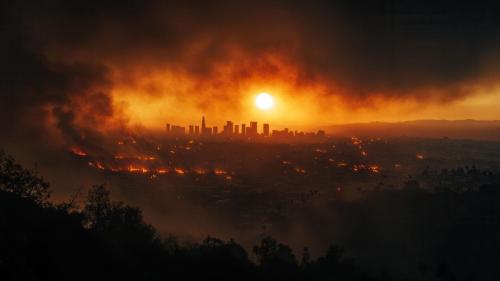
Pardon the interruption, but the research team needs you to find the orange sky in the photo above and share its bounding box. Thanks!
[5,0,500,139]
[106,63,500,131]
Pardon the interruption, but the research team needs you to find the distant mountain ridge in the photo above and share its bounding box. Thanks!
[326,120,500,140]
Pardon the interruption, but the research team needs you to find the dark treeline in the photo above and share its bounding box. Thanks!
[0,150,382,281]
[328,185,500,281]
[3,150,500,281]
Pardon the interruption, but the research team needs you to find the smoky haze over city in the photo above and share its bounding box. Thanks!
[2,1,500,281]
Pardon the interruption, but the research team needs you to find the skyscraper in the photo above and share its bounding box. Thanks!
[249,121,258,136]
[189,125,194,135]
[241,124,246,135]
[224,121,234,135]
[201,116,206,134]
[171,125,185,135]
[195,125,200,135]
[166,123,171,133]
[263,123,270,136]
[235,125,240,135]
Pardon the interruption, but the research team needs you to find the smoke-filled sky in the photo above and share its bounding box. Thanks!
[2,0,500,143]
[3,1,500,259]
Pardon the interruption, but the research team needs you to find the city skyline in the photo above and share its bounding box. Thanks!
[165,116,325,138]
[165,115,325,138]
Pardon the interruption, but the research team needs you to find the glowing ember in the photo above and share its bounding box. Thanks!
[295,168,306,174]
[193,168,206,174]
[369,165,380,173]
[128,165,149,173]
[88,161,105,170]
[137,156,156,161]
[174,168,185,175]
[71,148,87,156]
[214,169,227,175]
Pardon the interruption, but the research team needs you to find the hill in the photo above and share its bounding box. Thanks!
[327,120,500,140]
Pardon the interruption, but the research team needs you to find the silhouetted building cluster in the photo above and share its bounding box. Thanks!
[165,124,186,135]
[165,116,326,141]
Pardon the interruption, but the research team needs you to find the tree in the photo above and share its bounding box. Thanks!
[0,150,50,204]
[82,185,112,231]
[253,236,298,268]
[301,247,311,266]
[83,185,158,244]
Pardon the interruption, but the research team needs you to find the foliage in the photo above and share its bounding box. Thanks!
[0,150,50,204]
[10,151,495,280]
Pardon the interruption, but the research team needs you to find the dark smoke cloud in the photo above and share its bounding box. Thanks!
[0,1,116,148]
[2,0,500,143]
[23,1,500,93]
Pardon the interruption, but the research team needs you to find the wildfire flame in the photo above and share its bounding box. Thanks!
[174,168,185,175]
[295,167,306,174]
[88,161,105,170]
[127,165,149,173]
[71,148,87,156]
[157,168,168,174]
[214,169,227,175]
[369,165,380,173]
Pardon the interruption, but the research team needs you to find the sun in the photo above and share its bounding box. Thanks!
[255,92,274,110]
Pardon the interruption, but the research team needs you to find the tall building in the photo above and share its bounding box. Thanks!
[171,125,185,135]
[241,124,246,135]
[263,123,270,136]
[224,121,234,135]
[234,125,240,135]
[201,116,206,133]
[195,125,200,135]
[213,126,218,135]
[248,121,258,136]
[166,123,171,133]
[189,125,194,135]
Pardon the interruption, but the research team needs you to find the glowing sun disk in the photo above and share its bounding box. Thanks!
[255,93,274,110]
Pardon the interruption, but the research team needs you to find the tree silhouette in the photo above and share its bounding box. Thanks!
[253,236,300,280]
[0,150,50,204]
[83,185,157,241]
[9,150,493,281]
[301,247,311,266]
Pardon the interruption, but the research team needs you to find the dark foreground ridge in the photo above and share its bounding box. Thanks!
[3,149,500,281]
[0,150,382,281]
